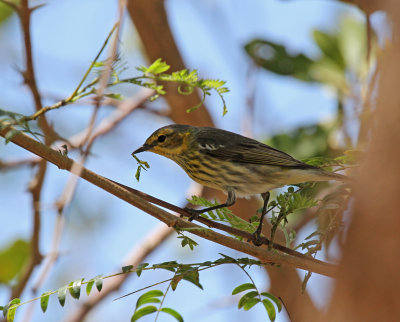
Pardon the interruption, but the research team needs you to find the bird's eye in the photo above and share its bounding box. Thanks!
[157,135,166,143]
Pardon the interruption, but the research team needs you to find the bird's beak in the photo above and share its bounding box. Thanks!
[131,144,151,155]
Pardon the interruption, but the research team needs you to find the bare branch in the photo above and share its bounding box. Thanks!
[10,160,46,299]
[0,157,39,170]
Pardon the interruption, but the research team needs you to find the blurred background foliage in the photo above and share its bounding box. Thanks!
[247,14,375,160]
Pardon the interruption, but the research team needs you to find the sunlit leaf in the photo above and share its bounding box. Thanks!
[161,307,184,322]
[131,306,157,322]
[243,298,260,311]
[69,279,83,300]
[262,299,277,321]
[57,286,67,307]
[145,58,170,75]
[232,283,256,295]
[86,280,94,296]
[95,276,103,292]
[313,30,345,70]
[135,290,163,310]
[261,292,282,312]
[238,291,258,309]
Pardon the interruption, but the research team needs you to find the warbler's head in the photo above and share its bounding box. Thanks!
[132,124,195,159]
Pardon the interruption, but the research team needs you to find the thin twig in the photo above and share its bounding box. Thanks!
[10,160,46,299]
[69,88,154,148]
[0,157,40,169]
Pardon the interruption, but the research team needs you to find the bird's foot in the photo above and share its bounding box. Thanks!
[183,207,203,221]
[251,226,264,246]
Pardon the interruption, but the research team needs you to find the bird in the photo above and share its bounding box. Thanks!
[132,124,348,245]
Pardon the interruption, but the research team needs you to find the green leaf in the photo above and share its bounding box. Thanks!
[261,292,282,312]
[95,275,103,292]
[69,279,83,300]
[0,239,30,284]
[145,58,170,75]
[3,298,20,320]
[153,261,178,272]
[105,93,123,100]
[161,307,184,322]
[136,263,149,277]
[86,280,94,296]
[131,306,158,322]
[178,235,198,251]
[6,305,17,322]
[171,275,183,291]
[262,299,277,321]
[218,253,236,263]
[313,30,345,70]
[232,283,256,295]
[238,291,259,309]
[135,290,163,310]
[57,286,67,307]
[243,298,261,311]
[131,154,150,182]
[0,2,15,24]
[338,16,368,77]
[40,292,51,313]
[122,265,134,273]
[136,297,161,309]
[181,269,203,290]
[245,39,315,82]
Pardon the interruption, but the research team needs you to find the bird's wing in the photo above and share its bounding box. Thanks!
[200,140,313,169]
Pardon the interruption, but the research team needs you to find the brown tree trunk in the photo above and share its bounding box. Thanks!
[321,2,400,321]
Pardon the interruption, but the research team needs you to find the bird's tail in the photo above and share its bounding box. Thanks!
[311,169,350,183]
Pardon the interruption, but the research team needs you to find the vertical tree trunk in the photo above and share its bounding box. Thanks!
[323,2,400,320]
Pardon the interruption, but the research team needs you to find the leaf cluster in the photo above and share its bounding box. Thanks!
[232,283,282,321]
[131,290,183,322]
[1,254,273,321]
[124,58,229,115]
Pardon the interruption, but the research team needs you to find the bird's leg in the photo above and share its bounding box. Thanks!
[252,191,270,246]
[184,190,236,221]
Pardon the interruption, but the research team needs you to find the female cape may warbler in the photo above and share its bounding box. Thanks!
[133,124,347,242]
